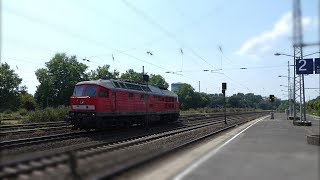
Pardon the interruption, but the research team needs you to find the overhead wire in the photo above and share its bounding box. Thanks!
[220,73,253,92]
[121,0,216,70]
[4,8,174,73]
[4,6,207,87]
[121,0,261,93]
[4,2,254,94]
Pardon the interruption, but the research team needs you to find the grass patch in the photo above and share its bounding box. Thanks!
[307,109,320,116]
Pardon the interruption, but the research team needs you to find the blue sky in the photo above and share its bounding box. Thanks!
[1,0,319,100]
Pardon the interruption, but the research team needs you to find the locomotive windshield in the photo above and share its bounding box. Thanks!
[73,85,97,97]
[73,86,84,97]
[84,86,97,97]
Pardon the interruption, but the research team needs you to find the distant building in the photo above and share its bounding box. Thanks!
[171,82,184,92]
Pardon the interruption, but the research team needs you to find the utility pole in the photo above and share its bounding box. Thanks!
[288,61,292,117]
[292,0,311,125]
[198,81,200,93]
[292,0,304,122]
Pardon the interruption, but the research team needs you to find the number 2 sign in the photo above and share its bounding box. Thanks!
[296,58,314,74]
[315,58,320,74]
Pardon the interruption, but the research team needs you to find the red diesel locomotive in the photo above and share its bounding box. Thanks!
[69,79,180,130]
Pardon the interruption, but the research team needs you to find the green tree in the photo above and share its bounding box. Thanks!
[176,84,195,110]
[208,93,225,108]
[228,94,241,108]
[176,84,210,110]
[88,64,119,80]
[149,74,169,88]
[120,69,169,88]
[306,96,320,115]
[0,63,22,111]
[277,100,289,112]
[34,53,88,108]
[19,92,36,111]
[120,69,143,83]
[198,92,210,108]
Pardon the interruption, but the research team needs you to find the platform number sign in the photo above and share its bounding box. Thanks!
[315,58,320,74]
[296,58,314,74]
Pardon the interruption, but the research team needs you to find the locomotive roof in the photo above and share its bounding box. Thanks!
[76,79,178,98]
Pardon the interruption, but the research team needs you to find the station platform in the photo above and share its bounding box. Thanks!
[175,113,319,180]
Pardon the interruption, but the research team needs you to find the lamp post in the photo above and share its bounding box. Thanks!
[279,68,293,117]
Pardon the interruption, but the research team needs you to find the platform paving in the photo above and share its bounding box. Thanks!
[177,113,320,180]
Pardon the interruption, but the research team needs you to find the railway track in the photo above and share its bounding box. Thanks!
[0,119,227,179]
[0,111,258,137]
[0,115,224,149]
[0,121,70,132]
[0,131,91,149]
[0,112,268,179]
[0,126,72,137]
[0,112,264,146]
[0,112,229,139]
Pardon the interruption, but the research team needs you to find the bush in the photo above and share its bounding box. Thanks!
[18,108,28,116]
[23,107,69,123]
[19,93,36,111]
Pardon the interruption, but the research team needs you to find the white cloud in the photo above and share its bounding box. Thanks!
[236,12,315,58]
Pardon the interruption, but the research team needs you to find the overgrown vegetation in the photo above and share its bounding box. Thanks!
[277,96,320,116]
[306,97,320,116]
[22,107,69,123]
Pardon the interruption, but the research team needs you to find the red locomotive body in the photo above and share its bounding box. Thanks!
[69,79,180,130]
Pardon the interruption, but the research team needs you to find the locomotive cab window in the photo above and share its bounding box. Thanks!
[85,86,97,97]
[99,90,109,98]
[73,86,84,97]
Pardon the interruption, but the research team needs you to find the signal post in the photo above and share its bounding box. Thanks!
[222,83,227,124]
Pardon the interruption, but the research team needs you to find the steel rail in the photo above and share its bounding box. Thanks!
[0,131,90,149]
[0,126,72,136]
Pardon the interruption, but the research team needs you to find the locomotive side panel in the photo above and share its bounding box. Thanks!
[136,94,146,112]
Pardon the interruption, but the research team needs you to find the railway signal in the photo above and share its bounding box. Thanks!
[269,95,275,119]
[269,95,275,102]
[222,83,227,124]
